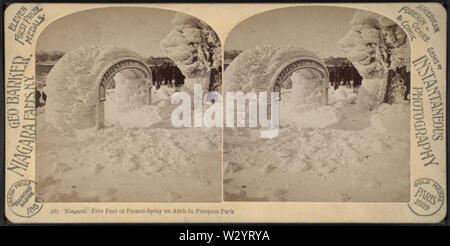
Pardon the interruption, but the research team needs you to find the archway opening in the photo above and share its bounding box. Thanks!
[96,58,153,129]
[272,58,329,104]
[271,59,333,129]
[102,68,152,127]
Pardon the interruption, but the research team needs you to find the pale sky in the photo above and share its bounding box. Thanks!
[225,6,356,58]
[37,7,176,57]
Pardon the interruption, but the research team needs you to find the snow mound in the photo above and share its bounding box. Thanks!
[370,102,410,136]
[280,89,338,129]
[45,46,147,131]
[287,106,338,129]
[332,87,349,101]
[104,92,162,129]
[224,102,410,201]
[37,115,222,202]
[328,87,358,108]
[114,105,162,129]
[152,86,172,103]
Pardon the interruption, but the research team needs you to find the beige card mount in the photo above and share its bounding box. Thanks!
[3,3,447,223]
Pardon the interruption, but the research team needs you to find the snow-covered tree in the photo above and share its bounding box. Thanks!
[160,13,222,91]
[339,10,410,110]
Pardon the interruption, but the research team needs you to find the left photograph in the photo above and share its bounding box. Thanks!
[35,7,222,202]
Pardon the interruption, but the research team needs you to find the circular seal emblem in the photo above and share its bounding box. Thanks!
[408,178,444,216]
[7,180,44,218]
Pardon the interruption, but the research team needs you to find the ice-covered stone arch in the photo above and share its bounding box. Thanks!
[271,50,329,102]
[224,45,329,103]
[45,46,152,131]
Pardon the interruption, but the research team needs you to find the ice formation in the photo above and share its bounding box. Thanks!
[290,69,326,107]
[224,45,328,93]
[44,46,149,131]
[277,69,336,129]
[339,10,410,110]
[160,12,222,89]
[114,70,151,112]
[370,102,410,136]
[104,70,160,129]
[224,45,334,128]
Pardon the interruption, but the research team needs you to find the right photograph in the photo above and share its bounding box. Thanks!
[223,6,411,202]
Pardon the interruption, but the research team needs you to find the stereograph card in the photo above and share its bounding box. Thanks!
[2,2,447,223]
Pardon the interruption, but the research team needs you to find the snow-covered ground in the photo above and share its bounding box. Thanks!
[224,85,410,202]
[36,83,222,202]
